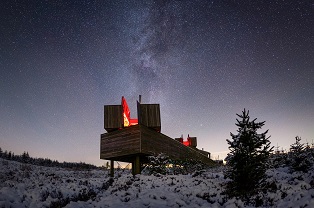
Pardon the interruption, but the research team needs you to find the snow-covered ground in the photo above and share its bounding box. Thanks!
[1,158,314,208]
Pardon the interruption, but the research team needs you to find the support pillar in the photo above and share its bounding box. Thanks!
[132,156,141,175]
[110,160,114,177]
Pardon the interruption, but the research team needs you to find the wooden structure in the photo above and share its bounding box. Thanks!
[100,97,215,176]
[137,102,161,132]
[104,105,123,132]
[175,135,198,148]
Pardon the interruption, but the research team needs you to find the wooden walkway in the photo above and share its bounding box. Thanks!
[100,124,215,175]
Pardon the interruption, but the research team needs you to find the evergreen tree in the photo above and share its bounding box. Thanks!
[225,109,273,200]
[4,150,8,159]
[288,136,313,173]
[22,151,30,163]
[8,151,12,160]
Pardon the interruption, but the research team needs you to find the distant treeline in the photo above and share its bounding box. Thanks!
[0,147,98,170]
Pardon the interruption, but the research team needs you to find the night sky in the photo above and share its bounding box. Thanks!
[1,0,313,166]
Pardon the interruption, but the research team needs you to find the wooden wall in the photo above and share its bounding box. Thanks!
[100,125,141,161]
[189,137,197,148]
[197,149,211,159]
[137,102,161,132]
[104,105,123,132]
[140,125,214,165]
[100,124,215,166]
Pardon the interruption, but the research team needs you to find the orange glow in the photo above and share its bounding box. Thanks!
[123,113,130,127]
[121,96,138,127]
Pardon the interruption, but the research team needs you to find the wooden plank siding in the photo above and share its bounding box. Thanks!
[104,105,123,132]
[100,124,215,166]
[137,103,161,132]
[100,125,141,160]
[140,125,214,165]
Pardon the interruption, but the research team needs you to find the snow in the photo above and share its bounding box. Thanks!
[1,158,313,207]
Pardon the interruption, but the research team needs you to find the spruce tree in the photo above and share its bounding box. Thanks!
[288,136,313,173]
[225,109,273,200]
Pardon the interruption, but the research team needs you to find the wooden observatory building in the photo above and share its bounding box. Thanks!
[100,96,214,175]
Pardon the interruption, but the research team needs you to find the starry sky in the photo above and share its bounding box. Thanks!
[1,0,313,166]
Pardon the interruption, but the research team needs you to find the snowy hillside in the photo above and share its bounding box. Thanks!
[1,158,314,208]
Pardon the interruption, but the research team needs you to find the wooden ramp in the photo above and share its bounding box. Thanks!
[100,124,215,175]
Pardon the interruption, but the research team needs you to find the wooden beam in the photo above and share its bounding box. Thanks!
[135,155,141,175]
[110,160,114,177]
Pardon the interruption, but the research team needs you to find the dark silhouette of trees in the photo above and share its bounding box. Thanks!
[0,147,98,170]
[288,136,313,173]
[225,109,273,201]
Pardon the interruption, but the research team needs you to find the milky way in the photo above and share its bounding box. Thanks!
[0,0,313,165]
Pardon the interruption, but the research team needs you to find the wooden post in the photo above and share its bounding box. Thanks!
[110,160,114,177]
[132,156,141,175]
[135,155,141,175]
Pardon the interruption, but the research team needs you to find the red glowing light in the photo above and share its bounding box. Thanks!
[180,134,192,147]
[130,118,138,126]
[121,96,138,127]
[183,140,191,146]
